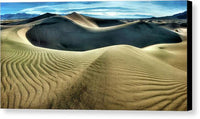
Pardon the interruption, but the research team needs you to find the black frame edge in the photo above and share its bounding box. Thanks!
[187,0,192,111]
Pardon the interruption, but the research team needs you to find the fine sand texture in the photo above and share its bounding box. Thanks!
[1,13,187,110]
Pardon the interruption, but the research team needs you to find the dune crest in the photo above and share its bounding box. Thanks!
[66,12,98,28]
[26,15,182,51]
[66,12,124,27]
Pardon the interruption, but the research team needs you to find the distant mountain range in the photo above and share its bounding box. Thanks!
[0,11,187,20]
[0,13,39,20]
[151,11,187,19]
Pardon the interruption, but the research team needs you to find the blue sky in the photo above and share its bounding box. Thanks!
[1,1,187,19]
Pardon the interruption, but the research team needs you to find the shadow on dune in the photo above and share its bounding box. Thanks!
[26,16,182,51]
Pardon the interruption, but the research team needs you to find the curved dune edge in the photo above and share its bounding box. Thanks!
[1,18,187,110]
[25,16,182,51]
[65,13,98,28]
[142,28,187,71]
[65,15,140,31]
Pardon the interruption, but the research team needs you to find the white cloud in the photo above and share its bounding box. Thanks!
[17,1,186,18]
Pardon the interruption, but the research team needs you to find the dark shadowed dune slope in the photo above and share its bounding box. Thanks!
[88,17,124,27]
[83,16,124,27]
[26,16,182,51]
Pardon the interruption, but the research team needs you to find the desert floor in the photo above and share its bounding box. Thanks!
[1,13,187,110]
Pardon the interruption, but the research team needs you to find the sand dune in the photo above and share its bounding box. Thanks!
[66,12,98,27]
[66,12,123,27]
[1,13,187,110]
[143,28,187,71]
[26,16,182,51]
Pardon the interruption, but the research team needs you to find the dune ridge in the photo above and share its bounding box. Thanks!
[26,16,182,51]
[1,13,187,110]
[66,12,124,27]
[66,12,98,27]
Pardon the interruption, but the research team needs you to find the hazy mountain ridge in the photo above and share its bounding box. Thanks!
[0,13,39,20]
[1,11,187,20]
[151,11,187,19]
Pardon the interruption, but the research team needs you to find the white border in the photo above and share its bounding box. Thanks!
[1,0,200,119]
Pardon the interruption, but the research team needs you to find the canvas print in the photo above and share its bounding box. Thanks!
[0,1,192,110]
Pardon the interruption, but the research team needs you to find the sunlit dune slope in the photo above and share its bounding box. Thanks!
[1,13,187,110]
[26,16,182,51]
[143,28,187,71]
[66,12,124,27]
[66,12,98,27]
